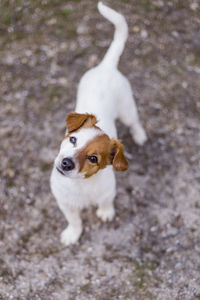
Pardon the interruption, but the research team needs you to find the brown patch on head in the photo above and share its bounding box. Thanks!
[66,112,98,133]
[76,134,111,178]
[76,134,128,178]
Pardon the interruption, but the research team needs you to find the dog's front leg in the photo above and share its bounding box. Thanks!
[96,201,115,222]
[59,205,82,246]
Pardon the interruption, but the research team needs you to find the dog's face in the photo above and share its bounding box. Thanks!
[54,112,128,178]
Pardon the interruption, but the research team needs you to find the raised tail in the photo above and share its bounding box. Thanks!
[97,2,128,69]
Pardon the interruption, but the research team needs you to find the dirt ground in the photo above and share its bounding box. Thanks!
[0,0,200,299]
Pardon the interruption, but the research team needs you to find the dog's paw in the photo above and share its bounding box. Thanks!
[132,126,147,146]
[97,206,115,222]
[60,226,82,246]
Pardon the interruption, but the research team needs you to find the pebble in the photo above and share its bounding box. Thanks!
[172,31,179,38]
[182,81,188,89]
[77,23,89,35]
[88,54,98,68]
[132,26,140,33]
[190,2,199,10]
[4,168,15,178]
[46,18,57,25]
[140,29,148,39]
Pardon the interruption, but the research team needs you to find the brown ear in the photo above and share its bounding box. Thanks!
[66,112,97,133]
[110,139,128,171]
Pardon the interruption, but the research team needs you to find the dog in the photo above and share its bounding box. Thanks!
[50,2,147,246]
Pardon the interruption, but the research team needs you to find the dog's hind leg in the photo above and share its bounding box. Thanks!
[117,78,147,146]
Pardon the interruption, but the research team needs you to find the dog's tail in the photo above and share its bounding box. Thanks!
[97,2,128,69]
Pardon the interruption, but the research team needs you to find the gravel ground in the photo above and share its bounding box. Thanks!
[0,0,200,299]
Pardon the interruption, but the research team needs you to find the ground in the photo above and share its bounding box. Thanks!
[0,0,200,299]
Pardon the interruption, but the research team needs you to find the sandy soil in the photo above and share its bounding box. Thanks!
[0,0,200,299]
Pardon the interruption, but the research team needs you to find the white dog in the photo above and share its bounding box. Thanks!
[50,2,147,246]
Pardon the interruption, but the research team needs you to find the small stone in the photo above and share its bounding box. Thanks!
[25,198,35,205]
[60,42,68,50]
[175,263,182,269]
[24,50,32,57]
[133,26,140,33]
[171,59,177,65]
[159,43,164,50]
[186,53,195,63]
[77,23,88,35]
[172,31,179,38]
[182,81,188,89]
[20,186,25,192]
[154,0,164,7]
[5,168,15,178]
[150,226,157,232]
[21,57,28,64]
[132,59,139,66]
[140,29,148,39]
[88,54,98,68]
[58,77,68,86]
[46,18,57,25]
[190,2,198,10]
[8,26,14,33]
[5,55,16,65]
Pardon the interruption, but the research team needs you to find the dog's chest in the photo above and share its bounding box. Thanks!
[50,166,116,209]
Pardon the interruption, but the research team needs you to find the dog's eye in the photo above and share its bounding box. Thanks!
[69,136,77,145]
[88,155,98,164]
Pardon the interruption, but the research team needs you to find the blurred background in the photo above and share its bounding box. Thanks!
[0,0,200,299]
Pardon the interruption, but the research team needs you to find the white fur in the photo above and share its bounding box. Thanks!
[50,2,147,246]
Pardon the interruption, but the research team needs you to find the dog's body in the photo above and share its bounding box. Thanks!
[50,2,147,246]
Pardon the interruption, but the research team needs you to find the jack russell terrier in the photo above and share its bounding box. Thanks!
[50,2,147,246]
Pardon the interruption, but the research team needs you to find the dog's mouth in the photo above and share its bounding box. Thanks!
[56,166,65,176]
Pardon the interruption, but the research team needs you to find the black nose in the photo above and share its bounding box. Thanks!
[61,158,75,171]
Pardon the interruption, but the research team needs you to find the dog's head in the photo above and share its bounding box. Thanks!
[54,112,128,178]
